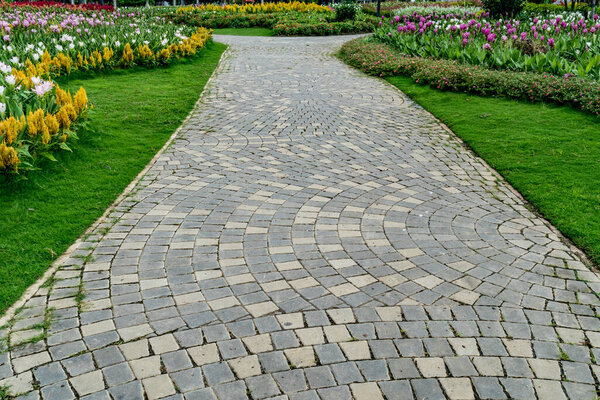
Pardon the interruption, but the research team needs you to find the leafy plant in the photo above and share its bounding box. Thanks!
[482,0,525,17]
[334,0,360,21]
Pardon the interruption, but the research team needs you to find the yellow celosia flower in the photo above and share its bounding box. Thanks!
[0,116,20,145]
[103,47,114,62]
[0,141,20,171]
[74,88,88,114]
[121,43,134,65]
[44,113,60,136]
[56,86,72,106]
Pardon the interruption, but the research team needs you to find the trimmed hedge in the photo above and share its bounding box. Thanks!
[272,17,375,35]
[338,37,600,117]
[524,2,589,14]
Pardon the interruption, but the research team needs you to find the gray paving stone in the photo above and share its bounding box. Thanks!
[472,377,508,399]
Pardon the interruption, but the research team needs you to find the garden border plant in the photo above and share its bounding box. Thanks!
[339,38,600,116]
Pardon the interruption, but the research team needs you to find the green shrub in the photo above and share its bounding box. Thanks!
[482,0,525,16]
[334,1,360,21]
[338,38,600,117]
[524,2,589,14]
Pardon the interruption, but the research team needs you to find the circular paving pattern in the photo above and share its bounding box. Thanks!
[0,36,599,400]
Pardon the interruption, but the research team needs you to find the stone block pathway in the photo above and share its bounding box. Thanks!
[1,36,599,399]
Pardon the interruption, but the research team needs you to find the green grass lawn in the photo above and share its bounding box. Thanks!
[213,27,274,36]
[0,41,227,313]
[387,76,600,266]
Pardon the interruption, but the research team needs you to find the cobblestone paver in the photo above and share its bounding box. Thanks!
[1,36,600,399]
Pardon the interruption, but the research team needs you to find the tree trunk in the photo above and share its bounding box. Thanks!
[113,0,117,8]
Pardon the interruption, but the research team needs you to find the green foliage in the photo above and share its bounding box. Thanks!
[169,10,378,35]
[524,2,589,14]
[0,42,226,313]
[482,0,525,16]
[334,0,360,21]
[338,38,600,116]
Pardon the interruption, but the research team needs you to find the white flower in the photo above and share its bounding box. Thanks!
[56,44,63,52]
[0,86,4,95]
[5,75,16,85]
[9,56,18,65]
[0,63,10,74]
[0,103,5,114]
[115,41,121,47]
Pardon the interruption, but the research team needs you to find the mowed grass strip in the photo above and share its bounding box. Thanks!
[0,41,227,313]
[387,75,600,266]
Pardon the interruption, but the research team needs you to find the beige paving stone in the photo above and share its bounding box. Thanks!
[450,290,481,305]
[208,296,240,311]
[329,283,359,297]
[242,334,273,354]
[528,359,561,380]
[149,333,179,354]
[143,374,176,400]
[339,341,370,360]
[174,292,205,306]
[276,313,304,329]
[503,339,533,357]
[188,343,220,365]
[0,372,33,394]
[414,275,444,289]
[323,325,352,343]
[416,357,447,378]
[13,351,51,374]
[284,346,316,368]
[118,323,153,342]
[375,306,403,321]
[327,308,355,324]
[351,382,384,400]
[120,339,150,360]
[289,277,319,290]
[130,356,161,379]
[295,327,325,346]
[246,301,279,317]
[81,319,116,337]
[472,357,504,376]
[533,379,567,400]
[70,370,105,396]
[439,378,475,400]
[448,338,479,356]
[140,278,168,291]
[229,355,262,378]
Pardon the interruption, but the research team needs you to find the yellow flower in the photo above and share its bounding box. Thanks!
[56,107,72,129]
[73,87,88,114]
[121,43,134,65]
[0,141,20,171]
[27,109,44,137]
[56,86,72,106]
[0,117,17,145]
[44,113,60,136]
[103,47,114,62]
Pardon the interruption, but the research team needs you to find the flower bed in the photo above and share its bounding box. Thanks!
[339,37,600,116]
[166,1,377,36]
[362,1,482,18]
[0,4,212,174]
[374,10,600,79]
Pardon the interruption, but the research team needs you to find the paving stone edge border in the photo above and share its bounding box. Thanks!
[0,43,230,328]
[375,75,597,275]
